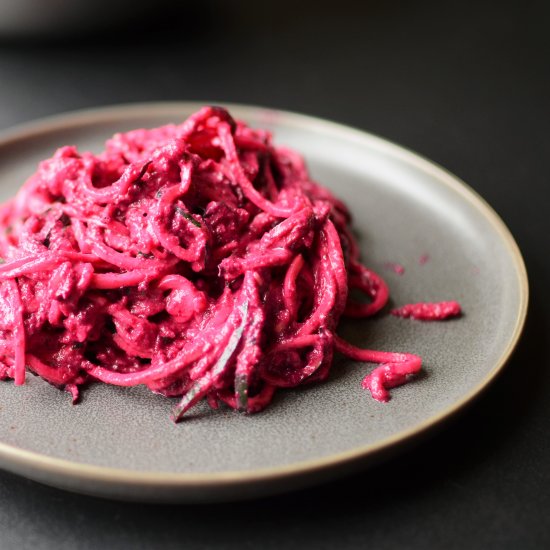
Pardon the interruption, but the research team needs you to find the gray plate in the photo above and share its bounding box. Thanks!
[0,103,528,502]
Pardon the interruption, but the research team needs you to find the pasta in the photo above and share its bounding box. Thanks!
[0,106,432,420]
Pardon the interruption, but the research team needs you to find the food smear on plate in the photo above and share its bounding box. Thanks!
[383,261,405,275]
[418,253,430,265]
[391,301,462,321]
[0,106,458,421]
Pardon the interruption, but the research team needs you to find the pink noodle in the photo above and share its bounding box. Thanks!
[87,346,206,386]
[334,336,422,402]
[8,280,25,385]
[90,269,162,289]
[345,262,389,317]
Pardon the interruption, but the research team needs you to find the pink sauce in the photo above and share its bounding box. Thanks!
[384,261,405,275]
[391,301,462,321]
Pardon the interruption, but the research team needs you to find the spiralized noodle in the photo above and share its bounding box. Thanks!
[0,106,427,421]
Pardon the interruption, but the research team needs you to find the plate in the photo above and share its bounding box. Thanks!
[0,103,527,502]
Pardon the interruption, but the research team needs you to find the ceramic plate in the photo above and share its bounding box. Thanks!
[0,103,527,502]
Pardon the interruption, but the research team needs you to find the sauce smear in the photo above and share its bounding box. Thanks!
[391,301,462,321]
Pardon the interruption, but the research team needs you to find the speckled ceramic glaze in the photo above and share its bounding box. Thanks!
[0,103,528,502]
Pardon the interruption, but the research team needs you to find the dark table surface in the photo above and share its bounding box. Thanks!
[0,1,549,548]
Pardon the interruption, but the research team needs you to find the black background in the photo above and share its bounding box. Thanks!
[0,1,549,548]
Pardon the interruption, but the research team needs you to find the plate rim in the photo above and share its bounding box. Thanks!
[0,101,529,492]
